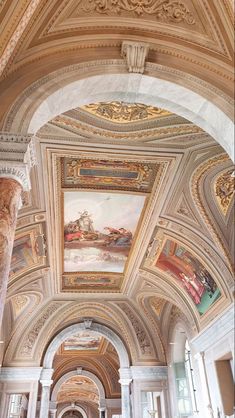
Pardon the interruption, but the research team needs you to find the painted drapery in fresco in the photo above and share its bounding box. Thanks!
[156,239,221,315]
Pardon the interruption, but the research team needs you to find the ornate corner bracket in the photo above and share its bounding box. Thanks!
[121,41,150,74]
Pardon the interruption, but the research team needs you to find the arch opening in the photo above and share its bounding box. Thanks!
[28,73,234,160]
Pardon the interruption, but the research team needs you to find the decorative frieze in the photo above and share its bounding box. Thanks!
[20,303,61,355]
[74,0,196,24]
[117,303,152,355]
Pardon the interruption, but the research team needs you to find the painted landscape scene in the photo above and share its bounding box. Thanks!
[156,239,221,315]
[64,191,146,273]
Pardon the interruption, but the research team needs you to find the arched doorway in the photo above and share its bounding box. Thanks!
[40,321,130,418]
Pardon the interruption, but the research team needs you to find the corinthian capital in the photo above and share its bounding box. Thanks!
[0,162,31,191]
[0,132,37,190]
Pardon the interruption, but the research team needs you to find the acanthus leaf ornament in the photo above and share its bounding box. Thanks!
[80,0,196,25]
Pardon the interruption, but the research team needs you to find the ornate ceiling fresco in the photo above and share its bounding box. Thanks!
[0,1,234,415]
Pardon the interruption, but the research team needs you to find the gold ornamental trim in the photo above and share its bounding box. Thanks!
[81,101,171,124]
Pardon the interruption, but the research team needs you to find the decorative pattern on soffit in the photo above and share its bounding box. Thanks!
[19,302,62,356]
[214,169,235,216]
[81,102,171,123]
[191,154,233,267]
[97,358,120,394]
[116,302,152,355]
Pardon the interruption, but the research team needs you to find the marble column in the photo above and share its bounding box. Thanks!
[0,178,22,328]
[0,135,35,333]
[39,380,53,418]
[119,378,132,418]
[39,369,54,418]
[195,352,214,418]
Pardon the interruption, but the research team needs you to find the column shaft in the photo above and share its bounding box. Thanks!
[121,384,131,418]
[0,178,22,328]
[39,384,51,418]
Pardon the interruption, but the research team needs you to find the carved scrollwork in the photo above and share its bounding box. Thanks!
[117,303,152,355]
[214,169,235,215]
[20,303,61,355]
[77,0,196,24]
[83,101,170,122]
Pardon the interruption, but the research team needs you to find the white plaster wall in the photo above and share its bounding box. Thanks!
[191,305,234,418]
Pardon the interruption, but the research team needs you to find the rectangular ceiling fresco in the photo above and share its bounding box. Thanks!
[60,156,161,292]
[155,239,221,315]
[64,191,145,273]
[63,332,102,351]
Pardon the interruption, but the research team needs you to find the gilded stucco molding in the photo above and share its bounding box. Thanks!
[214,168,235,216]
[81,101,170,123]
[49,114,201,141]
[191,154,233,267]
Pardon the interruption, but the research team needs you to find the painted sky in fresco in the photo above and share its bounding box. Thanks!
[64,191,145,231]
[63,191,146,273]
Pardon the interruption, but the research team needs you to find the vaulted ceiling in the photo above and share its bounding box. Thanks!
[0,1,234,415]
